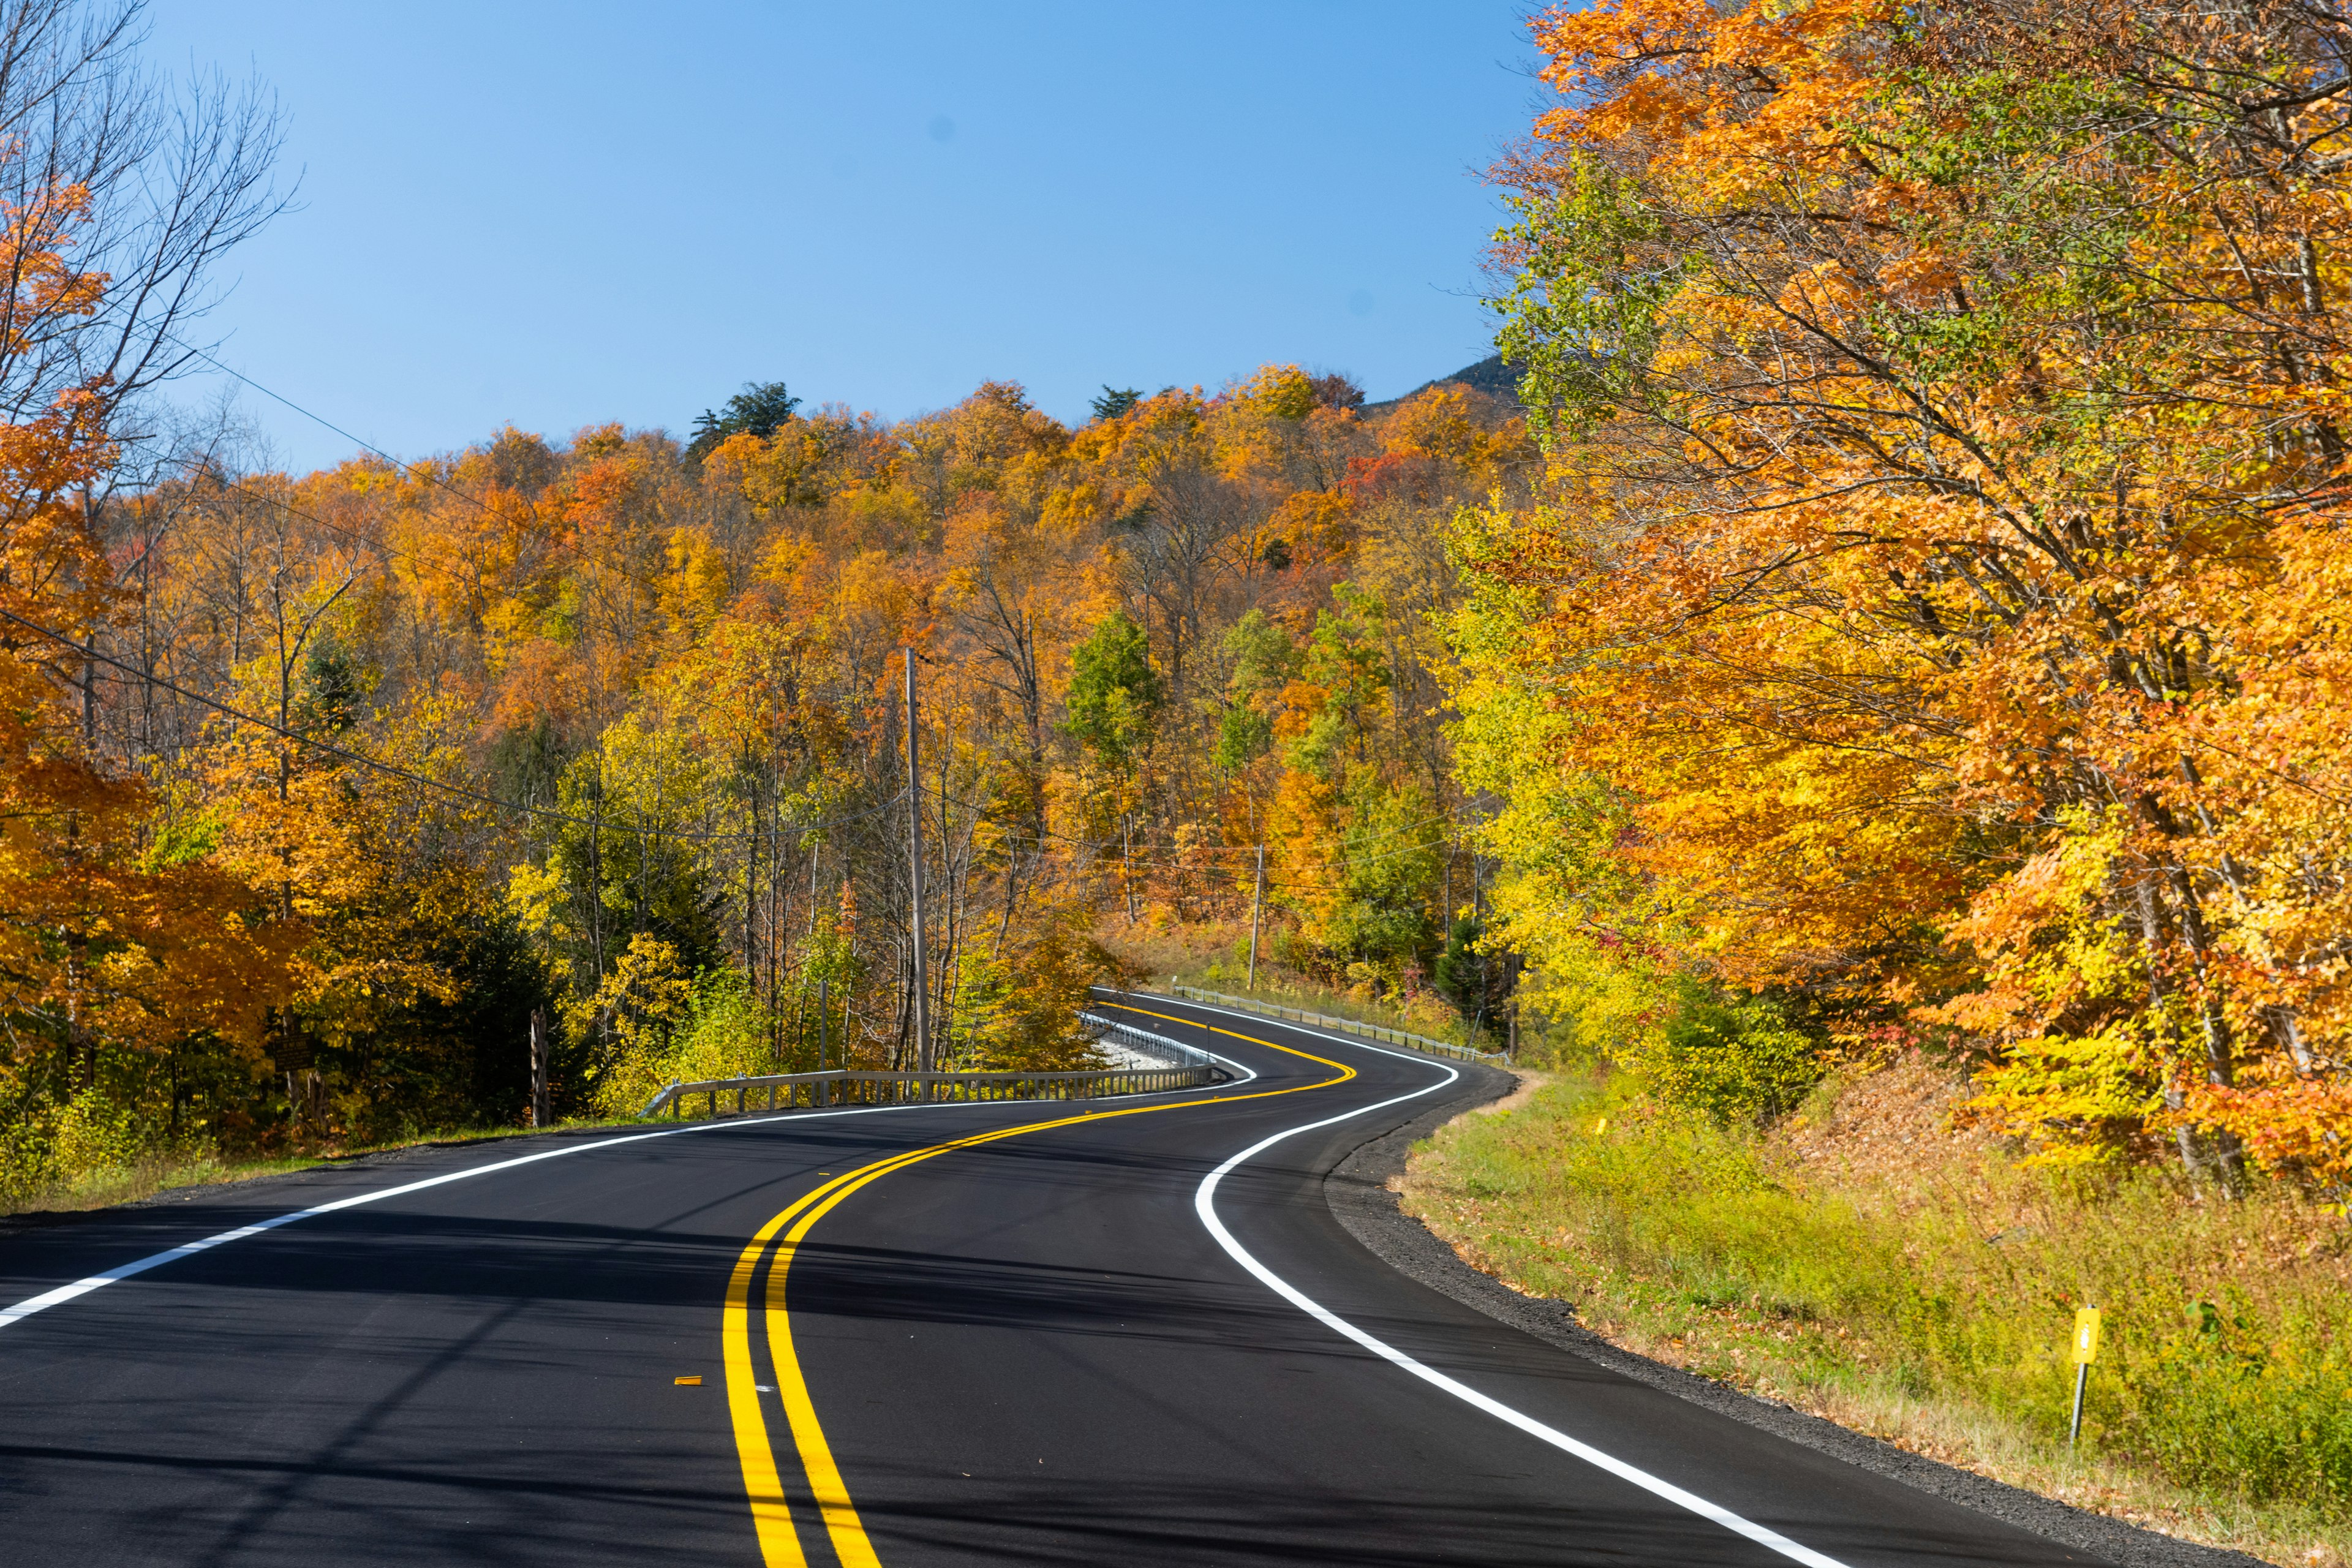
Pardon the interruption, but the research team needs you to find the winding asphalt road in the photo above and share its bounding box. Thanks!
[0,991,2120,1566]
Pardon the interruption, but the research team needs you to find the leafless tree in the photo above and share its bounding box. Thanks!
[1121,463,1254,706]
[0,0,286,429]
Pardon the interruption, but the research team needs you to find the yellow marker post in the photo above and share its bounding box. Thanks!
[2068,1306,2101,1449]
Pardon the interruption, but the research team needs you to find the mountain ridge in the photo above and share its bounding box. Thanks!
[1365,352,1519,414]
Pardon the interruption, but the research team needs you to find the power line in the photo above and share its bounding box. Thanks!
[984,821,1466,889]
[921,775,1460,862]
[168,336,506,524]
[0,602,872,846]
[163,464,413,572]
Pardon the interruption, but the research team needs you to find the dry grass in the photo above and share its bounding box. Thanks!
[1091,911,1250,983]
[1473,1070,1553,1117]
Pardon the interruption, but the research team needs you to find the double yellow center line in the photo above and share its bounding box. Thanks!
[721,1004,1355,1567]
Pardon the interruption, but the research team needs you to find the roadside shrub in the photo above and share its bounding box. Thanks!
[1646,979,1825,1125]
[0,1047,194,1208]
[592,962,775,1119]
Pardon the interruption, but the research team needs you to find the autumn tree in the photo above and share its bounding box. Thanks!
[1463,0,2352,1188]
[0,0,297,1187]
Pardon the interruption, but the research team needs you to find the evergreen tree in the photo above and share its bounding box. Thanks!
[687,380,802,462]
[1089,385,1142,421]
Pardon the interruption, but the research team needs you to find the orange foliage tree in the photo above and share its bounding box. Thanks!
[1461,0,2352,1188]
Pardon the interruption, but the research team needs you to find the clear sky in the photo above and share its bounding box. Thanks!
[144,1,1548,473]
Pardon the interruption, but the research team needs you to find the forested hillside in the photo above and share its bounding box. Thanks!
[1,352,1532,1193]
[10,0,2352,1256]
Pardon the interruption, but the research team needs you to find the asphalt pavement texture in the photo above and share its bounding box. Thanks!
[0,990,2253,1566]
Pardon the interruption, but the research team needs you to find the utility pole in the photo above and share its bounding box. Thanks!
[527,1007,548,1128]
[817,976,832,1107]
[1248,844,1265,989]
[78,486,96,752]
[1470,857,1488,1043]
[903,647,933,1084]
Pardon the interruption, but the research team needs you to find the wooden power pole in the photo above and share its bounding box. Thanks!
[903,647,933,1082]
[1248,843,1265,988]
[527,1007,548,1128]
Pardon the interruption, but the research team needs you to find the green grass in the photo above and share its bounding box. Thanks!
[1398,1069,2352,1565]
[0,1116,651,1219]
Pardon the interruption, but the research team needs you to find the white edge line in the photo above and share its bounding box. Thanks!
[0,1063,1245,1336]
[1145,990,1852,1568]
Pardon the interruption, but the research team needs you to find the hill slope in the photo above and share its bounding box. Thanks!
[1366,353,1520,415]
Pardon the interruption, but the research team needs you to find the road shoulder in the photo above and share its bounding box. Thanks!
[1321,1065,2268,1568]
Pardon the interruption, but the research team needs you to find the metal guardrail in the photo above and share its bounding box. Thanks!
[1163,984,1509,1064]
[639,1050,1223,1121]
[1077,1012,1221,1071]
[635,989,1483,1120]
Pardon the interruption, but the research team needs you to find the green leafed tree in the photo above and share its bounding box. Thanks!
[1089,386,1143,422]
[1061,608,1161,774]
[687,380,802,464]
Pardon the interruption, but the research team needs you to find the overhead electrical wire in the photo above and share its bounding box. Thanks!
[982,822,1476,893]
[918,776,1463,861]
[132,337,547,604]
[167,334,507,524]
[0,602,906,846]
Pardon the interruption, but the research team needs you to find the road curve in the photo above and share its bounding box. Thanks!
[0,990,2113,1566]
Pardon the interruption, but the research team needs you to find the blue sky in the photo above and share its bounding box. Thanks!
[146,1,1548,473]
